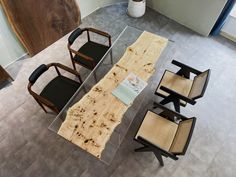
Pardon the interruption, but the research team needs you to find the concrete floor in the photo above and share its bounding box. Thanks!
[1,3,236,177]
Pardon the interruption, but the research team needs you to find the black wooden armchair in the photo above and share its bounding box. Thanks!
[134,103,196,166]
[28,63,82,114]
[68,27,112,72]
[154,60,211,112]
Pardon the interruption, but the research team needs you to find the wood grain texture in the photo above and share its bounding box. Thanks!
[58,31,168,158]
[0,65,13,84]
[0,0,81,56]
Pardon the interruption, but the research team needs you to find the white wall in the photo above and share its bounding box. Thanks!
[78,0,126,18]
[0,5,26,67]
[147,0,227,36]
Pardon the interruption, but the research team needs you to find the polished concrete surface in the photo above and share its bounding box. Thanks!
[1,3,236,177]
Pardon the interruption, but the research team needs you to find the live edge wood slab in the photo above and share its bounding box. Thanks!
[58,31,168,158]
[0,0,81,56]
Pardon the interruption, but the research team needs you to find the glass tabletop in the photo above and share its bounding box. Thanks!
[49,26,170,165]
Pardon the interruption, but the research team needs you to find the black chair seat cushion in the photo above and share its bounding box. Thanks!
[73,41,109,69]
[40,76,81,111]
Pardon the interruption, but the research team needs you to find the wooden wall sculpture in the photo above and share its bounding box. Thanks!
[0,0,81,56]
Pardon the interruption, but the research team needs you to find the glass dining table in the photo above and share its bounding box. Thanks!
[49,26,171,165]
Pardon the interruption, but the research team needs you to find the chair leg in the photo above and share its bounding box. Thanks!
[135,145,152,152]
[153,101,159,109]
[160,97,172,105]
[93,71,98,82]
[72,61,77,71]
[82,85,87,93]
[173,99,180,113]
[35,99,48,113]
[160,96,181,113]
[135,144,165,166]
[109,49,113,65]
[153,150,164,166]
[176,69,190,79]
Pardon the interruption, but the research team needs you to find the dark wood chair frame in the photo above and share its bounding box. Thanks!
[154,60,211,112]
[28,63,82,114]
[67,27,112,72]
[134,103,196,166]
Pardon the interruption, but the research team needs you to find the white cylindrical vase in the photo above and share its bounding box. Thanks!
[127,0,146,18]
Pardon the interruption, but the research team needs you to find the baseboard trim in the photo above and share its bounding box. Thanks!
[81,7,99,19]
[220,31,236,43]
[4,53,28,68]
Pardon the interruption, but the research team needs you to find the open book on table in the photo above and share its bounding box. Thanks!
[112,73,148,106]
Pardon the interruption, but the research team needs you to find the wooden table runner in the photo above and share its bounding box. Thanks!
[58,31,168,158]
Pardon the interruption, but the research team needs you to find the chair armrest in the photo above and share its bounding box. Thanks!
[172,60,202,76]
[151,103,189,121]
[48,63,83,83]
[87,27,111,38]
[87,28,112,46]
[28,64,48,84]
[68,28,85,45]
[160,86,196,105]
[67,45,94,62]
[136,136,178,160]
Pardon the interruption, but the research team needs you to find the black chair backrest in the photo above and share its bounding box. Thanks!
[169,117,196,155]
[188,69,211,100]
[29,64,48,84]
[68,28,86,45]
